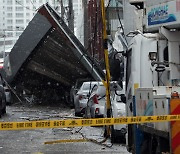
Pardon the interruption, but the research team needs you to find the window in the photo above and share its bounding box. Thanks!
[0,42,4,46]
[7,0,12,4]
[16,32,22,37]
[7,7,12,11]
[16,13,23,18]
[26,19,30,23]
[16,7,23,11]
[17,0,23,3]
[7,26,13,30]
[7,19,13,24]
[97,85,106,97]
[16,19,24,24]
[7,32,13,37]
[7,13,12,17]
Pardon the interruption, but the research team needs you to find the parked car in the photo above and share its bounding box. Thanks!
[70,78,91,107]
[74,81,98,116]
[4,86,12,105]
[0,75,6,117]
[85,82,106,118]
[110,91,127,143]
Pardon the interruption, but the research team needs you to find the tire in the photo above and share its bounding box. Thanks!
[141,139,151,154]
[2,106,6,114]
[75,112,80,117]
[111,126,116,143]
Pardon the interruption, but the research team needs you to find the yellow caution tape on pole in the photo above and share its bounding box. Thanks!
[0,115,180,131]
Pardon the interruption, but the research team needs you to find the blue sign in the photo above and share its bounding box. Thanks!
[148,4,177,26]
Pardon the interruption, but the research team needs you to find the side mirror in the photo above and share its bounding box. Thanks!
[120,94,126,104]
[74,89,78,94]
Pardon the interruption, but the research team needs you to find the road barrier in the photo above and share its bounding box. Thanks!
[0,114,180,131]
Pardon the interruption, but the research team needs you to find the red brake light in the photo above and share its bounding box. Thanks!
[93,94,99,104]
[95,108,99,114]
[79,95,83,100]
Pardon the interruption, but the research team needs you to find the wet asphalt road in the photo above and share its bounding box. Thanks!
[0,103,130,154]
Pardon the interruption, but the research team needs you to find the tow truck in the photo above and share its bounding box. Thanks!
[124,0,180,153]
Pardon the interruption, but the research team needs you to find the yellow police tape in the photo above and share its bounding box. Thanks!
[0,114,180,131]
[44,139,87,144]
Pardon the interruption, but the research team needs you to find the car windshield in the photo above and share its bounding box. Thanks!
[97,85,106,96]
[82,83,96,91]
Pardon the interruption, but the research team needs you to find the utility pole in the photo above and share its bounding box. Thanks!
[60,0,65,20]
[101,0,111,138]
[68,0,74,33]
[83,0,88,49]
[54,0,56,9]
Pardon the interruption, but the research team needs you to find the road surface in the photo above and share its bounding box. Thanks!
[0,103,131,154]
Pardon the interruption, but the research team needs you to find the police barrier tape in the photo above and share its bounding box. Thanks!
[0,114,180,131]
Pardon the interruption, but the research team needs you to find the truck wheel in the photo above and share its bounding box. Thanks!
[141,139,151,154]
[2,106,6,114]
[111,126,116,143]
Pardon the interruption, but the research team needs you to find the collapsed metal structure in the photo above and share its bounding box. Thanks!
[1,3,104,102]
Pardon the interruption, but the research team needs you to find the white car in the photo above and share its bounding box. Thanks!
[111,91,127,143]
[85,82,106,118]
[74,81,98,116]
[86,81,123,118]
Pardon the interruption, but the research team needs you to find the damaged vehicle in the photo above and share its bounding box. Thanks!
[74,81,98,116]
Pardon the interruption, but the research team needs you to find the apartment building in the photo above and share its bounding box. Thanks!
[0,0,59,58]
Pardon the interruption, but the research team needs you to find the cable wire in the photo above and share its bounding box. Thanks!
[15,0,36,11]
[115,0,128,45]
[30,0,37,10]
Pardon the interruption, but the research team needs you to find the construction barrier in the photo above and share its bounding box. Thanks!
[0,114,180,131]
[171,97,180,154]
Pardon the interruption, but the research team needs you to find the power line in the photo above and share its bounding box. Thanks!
[30,0,37,10]
[115,0,128,45]
[15,0,36,11]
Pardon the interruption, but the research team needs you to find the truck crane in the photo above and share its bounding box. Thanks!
[124,0,180,153]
